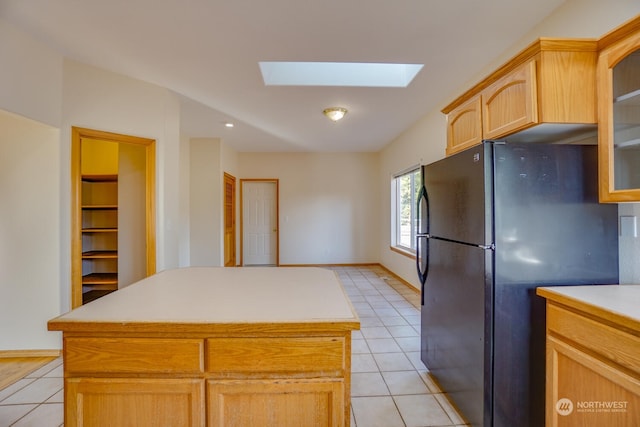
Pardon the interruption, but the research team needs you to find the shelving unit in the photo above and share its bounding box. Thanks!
[81,175,118,304]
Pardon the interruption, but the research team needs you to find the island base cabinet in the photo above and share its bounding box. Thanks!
[208,379,344,427]
[65,378,205,427]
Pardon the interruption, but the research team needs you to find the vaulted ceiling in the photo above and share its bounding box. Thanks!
[0,0,566,151]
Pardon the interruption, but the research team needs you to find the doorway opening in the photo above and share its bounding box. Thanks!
[71,127,156,307]
[240,179,279,266]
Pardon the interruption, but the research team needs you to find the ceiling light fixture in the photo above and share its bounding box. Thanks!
[323,107,348,122]
[224,122,234,128]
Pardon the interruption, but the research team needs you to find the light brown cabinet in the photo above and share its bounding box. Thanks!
[447,95,482,155]
[208,379,343,427]
[443,39,598,155]
[66,378,205,427]
[49,267,359,427]
[537,286,640,427]
[482,59,538,140]
[597,15,640,202]
[55,333,351,427]
[445,95,482,155]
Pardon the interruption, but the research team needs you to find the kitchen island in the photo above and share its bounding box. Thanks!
[537,285,640,427]
[48,267,360,427]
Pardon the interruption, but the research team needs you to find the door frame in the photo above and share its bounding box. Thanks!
[71,127,156,308]
[239,179,279,266]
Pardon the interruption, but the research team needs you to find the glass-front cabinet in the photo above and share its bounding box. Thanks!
[598,17,640,202]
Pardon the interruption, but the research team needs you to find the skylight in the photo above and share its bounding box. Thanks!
[259,62,424,88]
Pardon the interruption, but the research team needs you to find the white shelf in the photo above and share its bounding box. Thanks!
[614,88,640,105]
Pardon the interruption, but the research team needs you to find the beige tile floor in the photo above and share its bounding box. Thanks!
[335,265,468,427]
[0,265,468,427]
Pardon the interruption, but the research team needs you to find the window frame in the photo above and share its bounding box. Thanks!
[391,166,421,254]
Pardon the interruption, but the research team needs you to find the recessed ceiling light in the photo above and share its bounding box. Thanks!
[259,62,424,87]
[224,122,234,128]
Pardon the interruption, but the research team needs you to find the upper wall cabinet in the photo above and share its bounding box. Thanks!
[598,15,640,202]
[445,95,482,156]
[482,59,538,140]
[443,39,598,156]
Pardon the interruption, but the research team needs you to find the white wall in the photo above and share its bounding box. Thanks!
[0,18,62,128]
[379,2,640,288]
[239,152,380,265]
[189,138,222,266]
[61,60,184,311]
[379,111,447,289]
[619,203,640,284]
[0,111,61,350]
[178,133,192,267]
[118,143,148,287]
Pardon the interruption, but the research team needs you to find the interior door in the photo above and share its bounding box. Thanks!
[242,180,278,266]
[223,173,236,267]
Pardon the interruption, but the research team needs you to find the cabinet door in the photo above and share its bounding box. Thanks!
[446,95,483,156]
[482,60,538,139]
[65,378,205,427]
[546,337,640,427]
[598,26,640,202]
[208,379,345,427]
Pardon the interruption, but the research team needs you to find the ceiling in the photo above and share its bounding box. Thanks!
[0,0,566,152]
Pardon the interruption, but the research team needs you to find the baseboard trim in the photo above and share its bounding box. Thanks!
[277,262,420,294]
[0,349,61,358]
[378,264,420,294]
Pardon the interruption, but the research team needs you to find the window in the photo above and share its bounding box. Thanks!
[392,167,421,252]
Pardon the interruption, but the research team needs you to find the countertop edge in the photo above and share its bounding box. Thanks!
[47,319,361,334]
[536,287,640,333]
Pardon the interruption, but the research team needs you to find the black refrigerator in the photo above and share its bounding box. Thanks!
[416,141,619,427]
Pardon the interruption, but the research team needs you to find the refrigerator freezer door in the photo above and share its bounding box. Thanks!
[421,238,491,427]
[492,144,619,285]
[423,145,491,246]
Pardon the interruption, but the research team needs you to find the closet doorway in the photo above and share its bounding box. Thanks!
[70,127,156,308]
[240,179,278,266]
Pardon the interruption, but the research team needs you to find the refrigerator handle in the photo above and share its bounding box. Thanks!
[415,185,429,305]
[416,234,429,305]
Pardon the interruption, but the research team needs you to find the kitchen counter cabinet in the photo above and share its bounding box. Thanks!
[445,94,483,155]
[49,267,360,427]
[443,38,598,155]
[597,15,640,202]
[536,285,640,427]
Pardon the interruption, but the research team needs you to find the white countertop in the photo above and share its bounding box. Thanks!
[537,284,640,328]
[50,267,359,327]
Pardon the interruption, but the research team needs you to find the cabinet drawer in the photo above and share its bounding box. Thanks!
[207,337,345,376]
[547,304,640,376]
[65,337,204,374]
